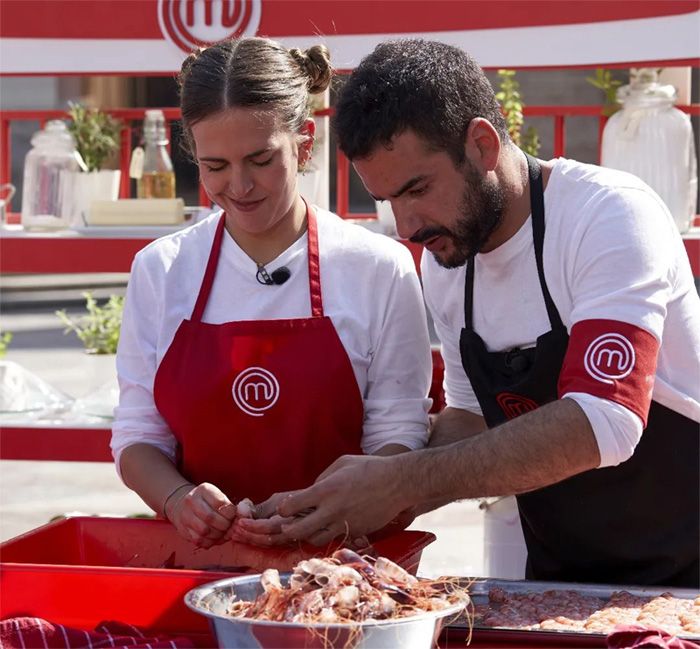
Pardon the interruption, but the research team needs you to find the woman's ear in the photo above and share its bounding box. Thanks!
[297,118,316,171]
[464,118,501,172]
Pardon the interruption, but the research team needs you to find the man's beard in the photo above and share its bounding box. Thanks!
[411,163,505,269]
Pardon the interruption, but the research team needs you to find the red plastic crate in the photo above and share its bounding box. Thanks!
[0,564,223,646]
[0,516,434,573]
[0,517,435,646]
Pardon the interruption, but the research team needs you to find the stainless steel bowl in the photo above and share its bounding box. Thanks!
[185,573,465,649]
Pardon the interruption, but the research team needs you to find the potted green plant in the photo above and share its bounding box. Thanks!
[66,102,122,227]
[56,292,124,355]
[56,292,124,418]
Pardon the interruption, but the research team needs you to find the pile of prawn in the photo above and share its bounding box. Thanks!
[227,548,470,624]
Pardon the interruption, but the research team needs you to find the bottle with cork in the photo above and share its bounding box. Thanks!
[130,109,176,199]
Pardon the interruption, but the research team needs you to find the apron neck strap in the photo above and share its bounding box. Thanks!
[191,202,324,323]
[464,153,563,331]
[192,212,227,322]
[526,153,564,330]
[305,202,324,318]
[464,253,476,330]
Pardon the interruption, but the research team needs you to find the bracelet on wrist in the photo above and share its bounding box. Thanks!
[162,482,192,520]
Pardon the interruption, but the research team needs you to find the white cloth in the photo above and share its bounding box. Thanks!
[112,207,432,469]
[422,158,700,468]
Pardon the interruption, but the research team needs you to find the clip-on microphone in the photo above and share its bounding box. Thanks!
[256,265,291,286]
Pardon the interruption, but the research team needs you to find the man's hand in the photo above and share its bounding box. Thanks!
[166,482,238,549]
[273,454,410,546]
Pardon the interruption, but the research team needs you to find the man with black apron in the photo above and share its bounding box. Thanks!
[263,40,700,588]
[455,154,699,586]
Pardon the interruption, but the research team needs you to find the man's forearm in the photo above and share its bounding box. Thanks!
[402,398,601,507]
[429,406,486,447]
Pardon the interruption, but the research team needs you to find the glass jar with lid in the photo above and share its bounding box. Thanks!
[601,69,697,233]
[21,120,80,229]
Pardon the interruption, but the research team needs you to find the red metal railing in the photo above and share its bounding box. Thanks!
[0,108,193,210]
[2,104,698,219]
[336,103,700,219]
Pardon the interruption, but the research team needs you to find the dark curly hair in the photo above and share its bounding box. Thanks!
[334,39,508,164]
[178,37,332,156]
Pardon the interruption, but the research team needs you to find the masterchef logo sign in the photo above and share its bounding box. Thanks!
[158,0,262,53]
[496,392,539,419]
[583,333,636,385]
[232,366,279,417]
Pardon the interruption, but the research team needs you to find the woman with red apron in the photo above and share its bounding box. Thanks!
[112,38,431,548]
[153,204,364,512]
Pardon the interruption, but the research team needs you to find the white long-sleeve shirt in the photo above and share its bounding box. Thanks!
[422,158,700,468]
[112,207,432,469]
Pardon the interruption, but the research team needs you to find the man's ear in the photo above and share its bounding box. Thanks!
[464,118,501,172]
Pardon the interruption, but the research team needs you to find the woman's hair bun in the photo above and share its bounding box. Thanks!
[289,44,332,94]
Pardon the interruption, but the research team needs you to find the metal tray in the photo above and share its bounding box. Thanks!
[447,577,700,644]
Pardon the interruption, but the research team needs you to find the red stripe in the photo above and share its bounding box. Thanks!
[1,0,697,39]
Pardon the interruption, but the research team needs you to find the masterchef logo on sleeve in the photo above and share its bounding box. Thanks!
[558,319,659,426]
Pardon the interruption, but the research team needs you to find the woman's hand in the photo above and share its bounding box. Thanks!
[165,482,238,549]
[230,491,296,546]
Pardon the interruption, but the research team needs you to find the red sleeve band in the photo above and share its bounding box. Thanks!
[558,319,659,426]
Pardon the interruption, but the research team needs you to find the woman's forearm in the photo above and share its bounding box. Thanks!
[428,406,486,447]
[119,443,190,517]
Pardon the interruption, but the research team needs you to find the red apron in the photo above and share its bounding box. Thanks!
[153,205,364,503]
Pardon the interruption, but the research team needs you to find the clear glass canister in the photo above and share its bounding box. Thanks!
[137,109,176,199]
[21,120,80,229]
[601,69,698,233]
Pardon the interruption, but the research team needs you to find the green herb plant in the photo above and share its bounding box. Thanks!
[56,292,124,355]
[67,102,122,172]
[586,69,623,117]
[495,70,540,157]
[0,332,12,359]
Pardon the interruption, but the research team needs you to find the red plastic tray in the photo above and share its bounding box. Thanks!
[1,517,435,646]
[0,516,434,573]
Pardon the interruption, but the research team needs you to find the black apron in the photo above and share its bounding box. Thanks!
[459,154,699,587]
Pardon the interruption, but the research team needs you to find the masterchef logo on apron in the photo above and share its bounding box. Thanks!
[232,366,279,417]
[158,0,262,53]
[496,392,540,419]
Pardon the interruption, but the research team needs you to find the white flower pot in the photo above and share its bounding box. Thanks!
[70,169,121,228]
